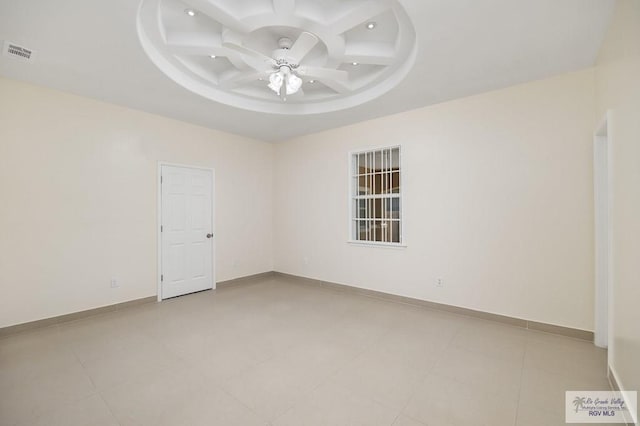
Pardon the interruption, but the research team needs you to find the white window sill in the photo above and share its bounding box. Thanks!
[347,240,407,249]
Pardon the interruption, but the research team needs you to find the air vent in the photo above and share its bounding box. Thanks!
[2,41,35,62]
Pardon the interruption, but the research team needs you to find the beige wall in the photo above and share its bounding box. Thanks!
[595,0,640,402]
[274,69,597,331]
[2,20,629,360]
[0,78,274,328]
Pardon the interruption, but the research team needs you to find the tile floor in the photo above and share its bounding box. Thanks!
[0,276,611,426]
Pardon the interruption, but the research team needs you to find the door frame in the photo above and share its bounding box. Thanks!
[157,162,216,302]
[593,111,612,349]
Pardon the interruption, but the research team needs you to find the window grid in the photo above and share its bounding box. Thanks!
[350,147,402,244]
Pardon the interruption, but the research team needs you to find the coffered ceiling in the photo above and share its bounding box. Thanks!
[0,0,615,141]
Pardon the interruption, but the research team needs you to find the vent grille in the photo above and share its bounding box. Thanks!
[2,41,35,62]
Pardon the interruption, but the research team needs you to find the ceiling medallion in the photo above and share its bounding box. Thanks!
[137,0,417,114]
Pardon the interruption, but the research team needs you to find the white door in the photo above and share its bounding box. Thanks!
[160,165,214,299]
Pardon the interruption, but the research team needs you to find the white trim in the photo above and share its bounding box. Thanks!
[347,144,405,247]
[157,163,162,302]
[157,161,216,301]
[609,365,638,425]
[347,241,407,249]
[593,110,613,351]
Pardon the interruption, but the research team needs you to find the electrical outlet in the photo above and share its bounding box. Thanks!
[436,278,444,287]
[110,278,119,288]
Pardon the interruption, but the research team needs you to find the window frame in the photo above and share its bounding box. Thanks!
[347,145,406,248]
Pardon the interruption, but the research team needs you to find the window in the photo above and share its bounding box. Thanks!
[350,146,402,245]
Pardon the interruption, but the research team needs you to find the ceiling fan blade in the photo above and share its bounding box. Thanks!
[223,41,273,63]
[221,30,276,70]
[222,43,275,72]
[287,32,319,63]
[297,66,348,82]
[219,70,268,89]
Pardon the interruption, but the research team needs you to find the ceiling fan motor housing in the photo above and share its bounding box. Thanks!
[273,49,298,67]
[278,37,293,50]
[273,37,298,66]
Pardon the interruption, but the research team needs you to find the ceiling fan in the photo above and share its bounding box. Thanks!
[221,30,349,100]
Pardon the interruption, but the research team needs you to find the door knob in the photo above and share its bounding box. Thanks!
[206,233,214,239]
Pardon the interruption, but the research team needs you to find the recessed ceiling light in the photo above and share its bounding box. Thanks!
[184,8,196,17]
[366,22,377,30]
[309,79,316,83]
[352,62,359,66]
[209,55,217,59]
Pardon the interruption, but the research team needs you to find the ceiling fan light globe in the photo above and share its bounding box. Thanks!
[286,73,303,95]
[268,72,284,95]
[268,82,281,95]
[269,71,283,85]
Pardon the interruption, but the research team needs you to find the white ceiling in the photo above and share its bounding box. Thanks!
[0,0,614,142]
